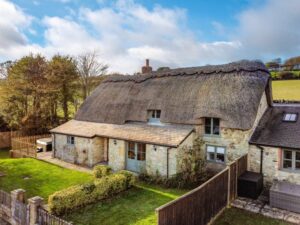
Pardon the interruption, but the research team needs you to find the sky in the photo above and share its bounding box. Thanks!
[1,0,300,73]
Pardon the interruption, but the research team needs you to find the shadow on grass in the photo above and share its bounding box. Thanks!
[63,184,183,225]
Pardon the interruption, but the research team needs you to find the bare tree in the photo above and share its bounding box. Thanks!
[77,51,108,99]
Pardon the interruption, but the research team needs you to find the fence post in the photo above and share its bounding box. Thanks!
[28,196,43,225]
[10,189,26,224]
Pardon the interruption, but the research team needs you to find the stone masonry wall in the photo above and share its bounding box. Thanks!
[108,139,126,171]
[249,145,300,185]
[53,134,105,167]
[198,92,269,164]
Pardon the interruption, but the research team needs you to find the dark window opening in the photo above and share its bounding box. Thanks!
[205,118,220,135]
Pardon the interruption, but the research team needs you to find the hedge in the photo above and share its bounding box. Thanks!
[93,165,112,178]
[48,171,135,215]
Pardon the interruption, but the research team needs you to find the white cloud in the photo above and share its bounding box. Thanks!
[1,0,300,73]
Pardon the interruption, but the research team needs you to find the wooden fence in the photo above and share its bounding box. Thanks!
[11,133,50,158]
[156,154,248,225]
[0,190,11,208]
[0,131,19,149]
[38,208,73,225]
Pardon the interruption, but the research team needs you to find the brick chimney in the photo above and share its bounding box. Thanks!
[141,59,152,74]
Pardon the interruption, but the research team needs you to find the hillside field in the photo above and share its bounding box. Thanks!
[272,80,300,100]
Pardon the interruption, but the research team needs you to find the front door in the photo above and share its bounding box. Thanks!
[126,142,146,173]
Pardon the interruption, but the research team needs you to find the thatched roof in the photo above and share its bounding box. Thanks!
[75,60,270,130]
[250,104,300,149]
[51,120,194,147]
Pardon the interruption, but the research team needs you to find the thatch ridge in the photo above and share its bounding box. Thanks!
[75,60,270,130]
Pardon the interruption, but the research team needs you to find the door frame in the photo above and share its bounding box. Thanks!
[125,141,146,173]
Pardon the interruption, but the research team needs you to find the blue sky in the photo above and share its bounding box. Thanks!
[1,0,300,73]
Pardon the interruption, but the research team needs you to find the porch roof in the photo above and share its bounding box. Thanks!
[50,120,194,147]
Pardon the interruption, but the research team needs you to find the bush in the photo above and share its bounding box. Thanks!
[49,171,136,215]
[93,165,112,178]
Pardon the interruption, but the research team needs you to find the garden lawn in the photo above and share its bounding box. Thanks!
[63,182,187,225]
[0,158,92,200]
[213,208,291,225]
[272,80,300,100]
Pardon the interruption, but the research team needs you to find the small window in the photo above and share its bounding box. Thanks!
[67,136,75,145]
[148,110,161,124]
[205,118,220,135]
[283,113,298,122]
[128,142,135,159]
[282,149,300,170]
[206,145,225,163]
[137,143,146,161]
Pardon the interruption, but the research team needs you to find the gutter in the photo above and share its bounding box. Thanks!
[256,145,264,174]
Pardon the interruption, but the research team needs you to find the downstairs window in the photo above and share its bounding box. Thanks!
[206,145,225,163]
[282,149,300,171]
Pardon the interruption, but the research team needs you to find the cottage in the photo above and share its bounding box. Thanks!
[51,60,272,177]
[249,104,300,185]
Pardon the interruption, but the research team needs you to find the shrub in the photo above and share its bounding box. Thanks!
[93,165,112,178]
[117,170,136,188]
[48,172,135,215]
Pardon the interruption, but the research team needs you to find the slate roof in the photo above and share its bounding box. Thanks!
[250,104,300,149]
[51,120,194,147]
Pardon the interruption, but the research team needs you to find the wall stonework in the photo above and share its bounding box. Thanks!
[197,92,268,164]
[146,145,168,176]
[53,134,105,167]
[108,139,126,171]
[249,145,300,185]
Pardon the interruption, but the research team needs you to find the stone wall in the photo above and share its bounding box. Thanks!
[197,91,269,165]
[249,145,300,185]
[108,139,126,171]
[53,134,105,167]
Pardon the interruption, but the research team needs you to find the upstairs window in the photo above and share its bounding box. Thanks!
[148,110,161,124]
[283,113,298,122]
[205,118,220,135]
[67,136,75,145]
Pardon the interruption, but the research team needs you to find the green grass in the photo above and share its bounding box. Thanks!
[272,80,300,100]
[63,182,187,225]
[0,158,92,200]
[0,148,10,159]
[213,208,291,225]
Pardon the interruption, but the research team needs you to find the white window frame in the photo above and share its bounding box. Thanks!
[206,145,226,163]
[67,136,75,145]
[148,110,161,124]
[204,118,220,136]
[282,149,300,171]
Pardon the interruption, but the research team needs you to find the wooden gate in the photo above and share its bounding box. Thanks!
[13,200,28,225]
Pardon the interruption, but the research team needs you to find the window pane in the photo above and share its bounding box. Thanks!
[212,118,220,135]
[283,160,292,169]
[128,142,135,159]
[284,150,292,160]
[137,143,146,161]
[213,118,220,126]
[216,153,225,163]
[296,161,300,170]
[207,152,215,161]
[156,110,161,119]
[207,146,215,153]
[296,152,300,161]
[290,114,297,121]
[205,125,211,134]
[213,126,220,135]
[216,147,225,154]
[152,111,155,118]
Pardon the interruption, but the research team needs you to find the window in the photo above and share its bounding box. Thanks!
[148,110,161,124]
[128,142,135,159]
[205,118,220,135]
[206,145,225,163]
[137,143,146,161]
[282,149,300,170]
[67,136,75,145]
[283,113,298,122]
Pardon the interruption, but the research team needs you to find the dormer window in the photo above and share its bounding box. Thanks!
[283,113,298,122]
[205,118,220,135]
[148,110,161,124]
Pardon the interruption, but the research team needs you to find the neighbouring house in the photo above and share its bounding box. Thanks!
[249,104,300,185]
[51,59,275,178]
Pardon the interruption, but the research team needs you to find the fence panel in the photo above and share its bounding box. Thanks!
[11,134,50,158]
[229,162,237,201]
[38,207,72,225]
[0,190,11,208]
[237,154,248,177]
[157,169,229,225]
[13,200,28,225]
